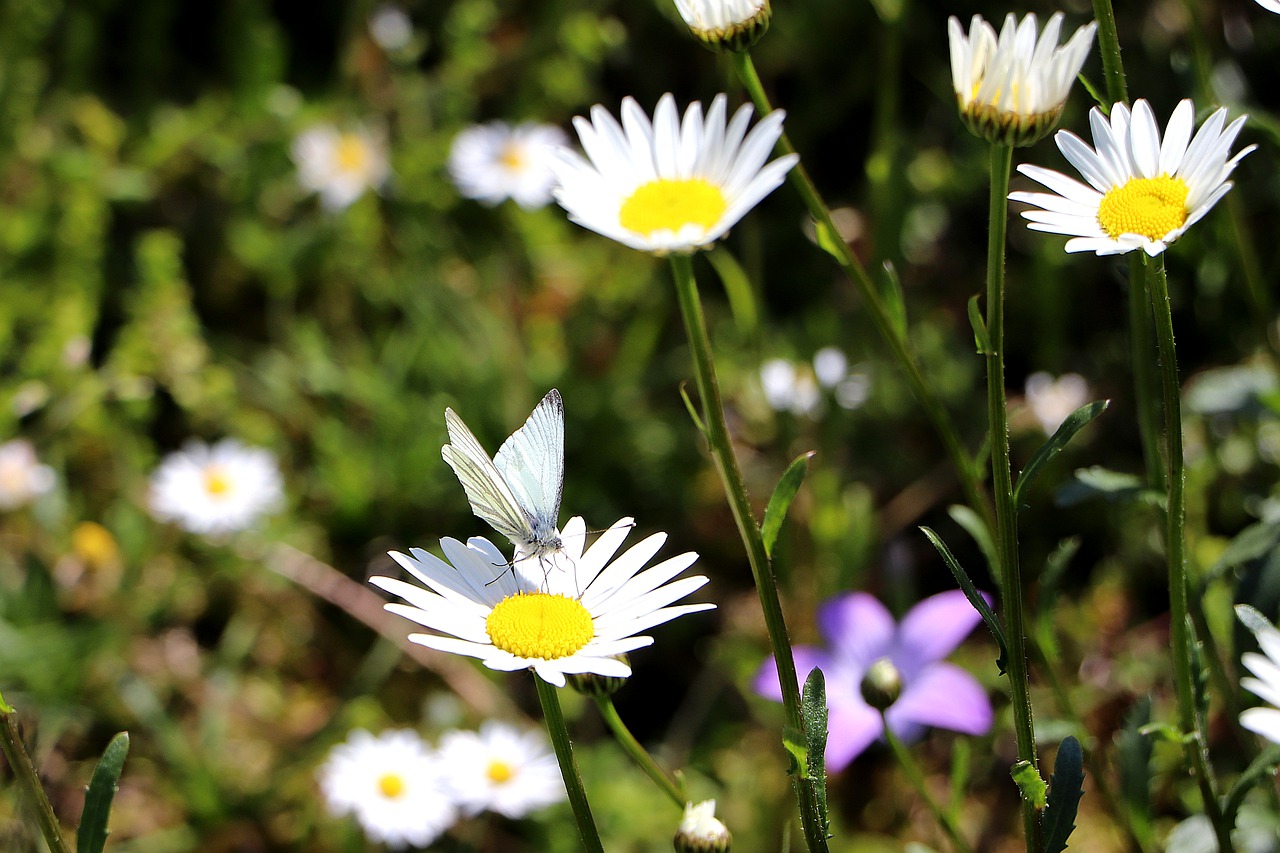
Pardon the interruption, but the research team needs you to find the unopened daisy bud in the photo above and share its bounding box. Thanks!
[948,12,1096,147]
[674,800,732,853]
[674,0,771,52]
[859,657,902,711]
[567,654,631,697]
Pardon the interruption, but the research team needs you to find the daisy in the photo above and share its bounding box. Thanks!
[1237,606,1280,744]
[438,721,564,818]
[948,13,1096,146]
[448,121,568,209]
[0,439,55,510]
[148,439,283,535]
[291,123,389,211]
[371,516,714,687]
[318,729,456,849]
[551,94,799,255]
[673,0,771,51]
[1010,99,1255,256]
[1024,371,1090,434]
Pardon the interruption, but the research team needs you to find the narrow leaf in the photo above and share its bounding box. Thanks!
[801,668,831,836]
[1014,400,1109,508]
[78,732,130,853]
[947,504,999,584]
[1054,466,1163,508]
[706,246,758,335]
[920,526,1007,674]
[1223,743,1280,827]
[968,295,991,355]
[813,219,844,260]
[1116,697,1155,845]
[1042,736,1085,853]
[879,261,908,339]
[783,727,808,779]
[1039,538,1080,604]
[678,382,706,436]
[1011,760,1048,810]
[762,452,815,559]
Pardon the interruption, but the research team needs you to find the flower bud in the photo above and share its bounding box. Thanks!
[567,654,630,697]
[860,657,902,711]
[674,800,732,853]
[673,0,771,53]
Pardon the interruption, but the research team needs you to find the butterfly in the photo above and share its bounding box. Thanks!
[442,389,566,564]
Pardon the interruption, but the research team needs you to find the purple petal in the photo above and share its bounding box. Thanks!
[887,662,993,735]
[825,701,882,773]
[895,589,988,668]
[753,646,830,702]
[818,592,895,667]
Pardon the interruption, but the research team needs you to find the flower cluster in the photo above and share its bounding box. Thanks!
[318,722,563,848]
[760,347,870,416]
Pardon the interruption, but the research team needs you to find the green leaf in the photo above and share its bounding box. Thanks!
[801,668,831,836]
[706,246,758,335]
[919,526,1007,674]
[1077,73,1107,110]
[879,261,908,339]
[813,219,844,260]
[1011,759,1047,810]
[1039,537,1080,604]
[1216,524,1280,575]
[1223,743,1280,827]
[78,732,130,853]
[967,295,991,355]
[1042,736,1085,853]
[762,452,815,559]
[1014,400,1109,508]
[783,727,808,779]
[1137,722,1194,745]
[1116,696,1154,844]
[678,382,706,436]
[1054,466,1163,508]
[947,504,999,585]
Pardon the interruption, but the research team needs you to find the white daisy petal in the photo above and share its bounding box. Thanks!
[1238,611,1280,745]
[438,722,564,819]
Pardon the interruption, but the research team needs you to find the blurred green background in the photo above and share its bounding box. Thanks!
[3,0,1280,849]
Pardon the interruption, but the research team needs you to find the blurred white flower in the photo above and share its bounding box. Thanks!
[1237,607,1280,744]
[319,729,456,849]
[369,5,413,51]
[148,439,283,535]
[674,800,732,852]
[1254,0,1280,14]
[0,439,55,510]
[291,123,389,211]
[761,349,870,416]
[552,93,798,254]
[448,122,567,209]
[1024,371,1089,434]
[438,721,564,818]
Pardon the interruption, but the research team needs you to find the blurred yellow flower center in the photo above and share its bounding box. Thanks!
[336,134,370,174]
[203,466,232,498]
[486,593,594,660]
[486,759,515,784]
[619,179,727,237]
[72,522,119,569]
[1097,175,1189,241]
[377,772,406,799]
[499,143,526,172]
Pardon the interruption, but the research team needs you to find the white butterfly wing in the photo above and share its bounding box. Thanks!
[442,407,536,546]
[493,389,564,538]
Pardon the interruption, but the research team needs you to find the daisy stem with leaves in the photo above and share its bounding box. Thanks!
[984,141,1041,853]
[727,50,992,534]
[668,252,830,853]
[0,702,73,853]
[592,696,687,808]
[534,677,605,853]
[880,713,974,853]
[1145,256,1233,851]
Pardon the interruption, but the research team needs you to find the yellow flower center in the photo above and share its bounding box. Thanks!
[499,143,526,172]
[618,178,728,238]
[377,772,406,799]
[72,522,119,569]
[485,593,594,660]
[1097,175,1189,241]
[486,759,516,784]
[335,134,370,174]
[202,466,232,499]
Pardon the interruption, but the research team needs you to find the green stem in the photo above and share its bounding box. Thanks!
[729,50,992,533]
[0,709,73,853]
[1145,256,1232,852]
[667,253,829,853]
[592,695,687,808]
[1090,0,1128,105]
[1129,259,1166,491]
[881,715,974,853]
[534,678,605,853]
[985,143,1041,852]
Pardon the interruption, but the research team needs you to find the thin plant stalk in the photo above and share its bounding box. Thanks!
[0,706,73,853]
[534,678,605,853]
[1090,0,1128,104]
[881,715,974,853]
[667,252,829,853]
[729,50,992,533]
[1145,256,1232,851]
[593,695,686,808]
[984,142,1041,852]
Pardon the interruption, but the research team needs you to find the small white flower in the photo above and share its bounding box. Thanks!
[291,123,390,211]
[148,439,283,535]
[552,94,798,255]
[438,721,564,818]
[1237,608,1280,744]
[369,4,413,51]
[318,729,456,849]
[1010,99,1254,256]
[761,359,820,416]
[1024,371,1090,434]
[674,0,771,51]
[948,13,1096,146]
[674,800,732,852]
[0,439,55,510]
[371,516,714,687]
[448,122,568,209]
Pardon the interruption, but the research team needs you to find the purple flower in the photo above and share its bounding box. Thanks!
[754,590,993,772]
